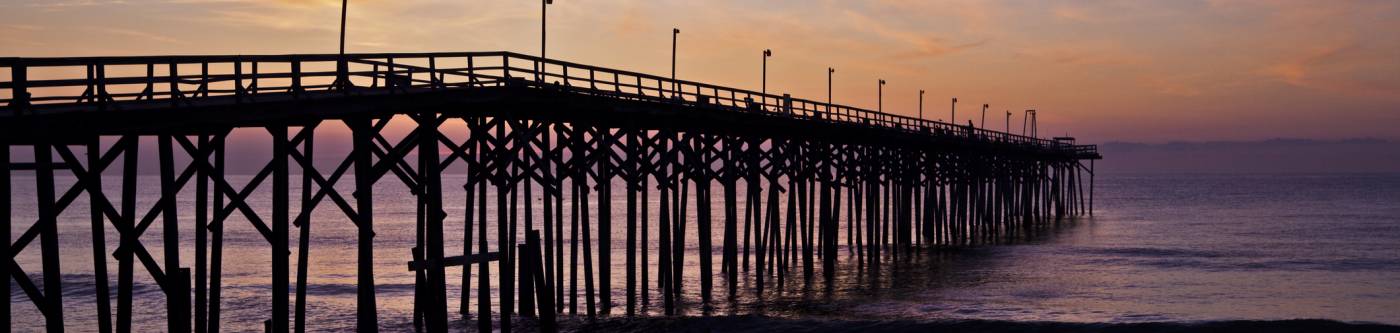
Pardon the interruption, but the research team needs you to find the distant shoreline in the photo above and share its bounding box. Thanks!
[567,315,1400,333]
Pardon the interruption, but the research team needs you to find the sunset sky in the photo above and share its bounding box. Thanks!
[2,0,1397,143]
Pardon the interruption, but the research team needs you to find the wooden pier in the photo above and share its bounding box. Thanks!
[1,52,1100,332]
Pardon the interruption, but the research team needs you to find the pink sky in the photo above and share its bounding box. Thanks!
[2,0,1397,143]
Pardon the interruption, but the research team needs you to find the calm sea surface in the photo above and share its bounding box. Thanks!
[9,173,1400,331]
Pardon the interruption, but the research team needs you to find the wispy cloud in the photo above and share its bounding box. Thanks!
[93,27,186,44]
[838,9,987,60]
[1014,43,1149,67]
[1258,42,1400,98]
[22,0,128,8]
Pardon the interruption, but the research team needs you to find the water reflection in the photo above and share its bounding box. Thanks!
[12,174,1400,331]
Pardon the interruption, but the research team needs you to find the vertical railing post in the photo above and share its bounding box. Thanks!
[251,61,260,96]
[428,56,439,89]
[337,53,350,92]
[370,64,380,88]
[10,61,29,115]
[96,61,110,111]
[234,60,244,103]
[783,94,793,116]
[85,63,95,103]
[200,62,210,97]
[169,61,181,108]
[535,58,542,83]
[290,58,303,97]
[466,56,477,86]
[143,63,155,101]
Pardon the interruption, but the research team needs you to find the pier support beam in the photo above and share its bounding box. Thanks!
[350,118,380,333]
[0,141,8,333]
[271,126,290,333]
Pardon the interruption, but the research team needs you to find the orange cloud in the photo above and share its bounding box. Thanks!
[839,9,987,60]
[1259,43,1400,98]
[1014,43,1149,67]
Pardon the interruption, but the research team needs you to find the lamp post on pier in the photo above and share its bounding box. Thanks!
[671,28,680,98]
[762,49,771,95]
[335,0,350,89]
[542,0,552,59]
[981,104,989,128]
[540,0,553,81]
[878,79,886,113]
[951,97,958,124]
[918,90,925,120]
[827,68,835,113]
[1032,110,1039,137]
[1006,110,1012,133]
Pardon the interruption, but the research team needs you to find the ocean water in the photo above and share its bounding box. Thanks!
[804,173,1400,325]
[8,173,1400,331]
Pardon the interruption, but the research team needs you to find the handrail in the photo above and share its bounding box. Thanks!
[0,51,1098,156]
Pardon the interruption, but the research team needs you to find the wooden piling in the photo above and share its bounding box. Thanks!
[498,120,516,330]
[87,138,115,333]
[581,169,598,318]
[208,135,226,333]
[461,128,477,316]
[641,176,651,307]
[39,142,67,331]
[271,127,290,333]
[525,230,557,332]
[674,165,690,306]
[626,130,640,315]
[476,178,490,332]
[657,139,674,314]
[1,141,9,333]
[598,128,614,315]
[538,126,556,316]
[521,127,537,319]
[350,118,380,333]
[294,127,313,333]
[417,113,449,332]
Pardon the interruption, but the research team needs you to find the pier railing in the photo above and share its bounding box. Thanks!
[0,52,1096,156]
